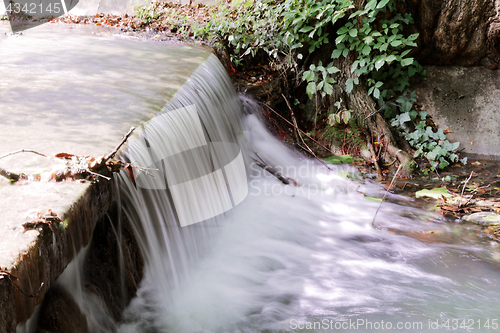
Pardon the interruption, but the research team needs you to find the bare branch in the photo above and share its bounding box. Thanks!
[0,127,136,183]
[0,149,49,161]
[372,163,403,230]
[87,170,111,181]
[103,127,136,163]
[459,171,474,208]
[0,166,21,182]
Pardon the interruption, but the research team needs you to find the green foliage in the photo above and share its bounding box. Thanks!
[209,0,288,67]
[390,98,467,171]
[328,109,352,125]
[323,155,355,164]
[135,3,160,24]
[321,115,365,155]
[209,0,353,69]
[207,0,463,171]
[332,0,423,99]
[303,61,339,98]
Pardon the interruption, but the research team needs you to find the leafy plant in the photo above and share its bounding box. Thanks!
[206,0,464,171]
[321,114,365,156]
[135,3,160,24]
[328,109,352,125]
[332,0,423,100]
[302,61,339,98]
[391,106,467,171]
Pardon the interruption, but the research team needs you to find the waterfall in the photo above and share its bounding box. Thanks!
[24,53,500,333]
[118,54,251,306]
[115,55,500,333]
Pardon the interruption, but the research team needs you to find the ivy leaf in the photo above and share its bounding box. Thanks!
[332,48,343,58]
[324,82,333,95]
[302,70,314,82]
[365,0,378,11]
[327,66,340,74]
[337,26,349,35]
[401,58,414,66]
[391,40,402,47]
[306,82,316,98]
[335,34,347,44]
[377,0,390,9]
[437,128,446,140]
[299,26,314,33]
[362,45,371,55]
[386,54,397,62]
[407,33,419,41]
[346,78,354,93]
[375,59,385,70]
[401,49,411,57]
[399,112,411,125]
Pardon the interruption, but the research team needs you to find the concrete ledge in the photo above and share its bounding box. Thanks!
[415,66,500,159]
[0,178,113,330]
[0,23,210,332]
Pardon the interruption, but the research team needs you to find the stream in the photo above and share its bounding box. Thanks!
[114,55,500,333]
[4,23,500,333]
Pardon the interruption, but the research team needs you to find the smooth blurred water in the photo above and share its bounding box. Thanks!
[11,25,500,333]
[111,57,500,333]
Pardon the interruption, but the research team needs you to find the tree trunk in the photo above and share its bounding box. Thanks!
[332,53,414,176]
[406,0,500,68]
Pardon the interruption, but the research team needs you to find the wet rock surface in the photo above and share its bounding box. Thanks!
[32,203,144,332]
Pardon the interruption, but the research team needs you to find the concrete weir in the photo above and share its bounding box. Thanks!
[0,22,210,332]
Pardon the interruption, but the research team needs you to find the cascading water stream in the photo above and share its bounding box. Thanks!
[36,53,500,333]
[110,55,500,333]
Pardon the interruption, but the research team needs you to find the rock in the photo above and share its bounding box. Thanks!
[35,284,89,333]
[462,212,500,225]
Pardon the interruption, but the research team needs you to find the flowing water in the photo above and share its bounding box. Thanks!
[108,56,500,333]
[10,26,500,332]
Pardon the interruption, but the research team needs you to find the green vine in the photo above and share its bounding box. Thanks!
[206,0,465,170]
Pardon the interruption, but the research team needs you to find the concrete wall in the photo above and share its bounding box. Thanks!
[415,66,500,160]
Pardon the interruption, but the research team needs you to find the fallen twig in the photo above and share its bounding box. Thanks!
[280,97,332,170]
[459,171,474,208]
[372,163,403,230]
[252,158,291,185]
[0,149,49,161]
[103,127,136,164]
[0,270,44,299]
[0,166,21,182]
[86,170,111,181]
[0,127,137,183]
[262,102,345,165]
